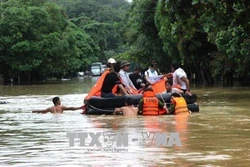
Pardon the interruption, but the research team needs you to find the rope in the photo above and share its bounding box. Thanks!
[159,93,166,103]
[87,100,197,113]
[88,104,115,112]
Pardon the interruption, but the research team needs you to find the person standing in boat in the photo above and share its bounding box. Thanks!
[101,62,128,98]
[113,97,138,116]
[138,88,167,115]
[32,97,84,114]
[119,61,137,94]
[171,62,191,95]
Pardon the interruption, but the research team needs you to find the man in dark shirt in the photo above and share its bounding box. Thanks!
[101,62,128,98]
[129,66,146,90]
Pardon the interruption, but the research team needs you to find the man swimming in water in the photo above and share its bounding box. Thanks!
[32,97,84,114]
[113,97,138,116]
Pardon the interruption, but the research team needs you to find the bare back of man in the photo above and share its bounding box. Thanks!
[33,105,83,114]
[114,106,138,116]
[32,97,83,114]
[47,105,66,113]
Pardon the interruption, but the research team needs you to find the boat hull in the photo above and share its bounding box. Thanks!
[84,93,199,115]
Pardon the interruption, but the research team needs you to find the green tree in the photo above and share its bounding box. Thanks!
[126,0,250,85]
[125,0,166,71]
[56,0,130,62]
[154,0,218,84]
[0,0,99,83]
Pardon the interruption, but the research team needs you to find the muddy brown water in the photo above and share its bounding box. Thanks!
[0,77,250,166]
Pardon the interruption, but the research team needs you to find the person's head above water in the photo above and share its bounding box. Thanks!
[52,97,61,105]
[125,97,133,105]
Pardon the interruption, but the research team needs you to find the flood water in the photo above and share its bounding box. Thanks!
[0,77,250,167]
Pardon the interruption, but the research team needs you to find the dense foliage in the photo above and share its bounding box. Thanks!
[126,0,250,85]
[1,0,250,85]
[0,0,129,83]
[55,0,130,62]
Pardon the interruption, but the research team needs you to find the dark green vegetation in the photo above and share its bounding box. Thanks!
[126,0,250,86]
[0,0,129,84]
[1,0,250,85]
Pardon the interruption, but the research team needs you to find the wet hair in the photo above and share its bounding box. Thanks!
[113,61,121,73]
[125,97,133,105]
[52,97,60,105]
[171,62,180,70]
[171,93,181,97]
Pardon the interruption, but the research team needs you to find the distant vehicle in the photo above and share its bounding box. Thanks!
[101,64,107,73]
[78,71,84,77]
[91,62,102,76]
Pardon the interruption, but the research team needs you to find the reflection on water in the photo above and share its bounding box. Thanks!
[0,80,250,166]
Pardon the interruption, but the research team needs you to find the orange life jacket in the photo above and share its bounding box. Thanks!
[85,69,120,100]
[171,97,189,115]
[85,70,110,100]
[142,90,165,115]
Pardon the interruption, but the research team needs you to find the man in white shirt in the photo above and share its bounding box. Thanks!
[119,61,136,93]
[171,62,191,94]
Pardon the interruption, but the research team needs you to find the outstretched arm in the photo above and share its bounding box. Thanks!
[32,108,51,114]
[114,107,123,115]
[62,106,84,111]
[164,73,173,78]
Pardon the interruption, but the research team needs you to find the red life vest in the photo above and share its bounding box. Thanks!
[171,97,189,115]
[142,90,165,115]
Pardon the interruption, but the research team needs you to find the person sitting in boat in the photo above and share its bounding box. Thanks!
[167,93,190,115]
[165,78,184,94]
[119,61,137,94]
[129,66,146,90]
[32,97,84,114]
[84,58,118,100]
[171,62,191,95]
[144,63,159,85]
[152,59,160,74]
[101,62,128,98]
[138,88,167,115]
[144,63,171,86]
[113,97,138,116]
[107,58,116,71]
